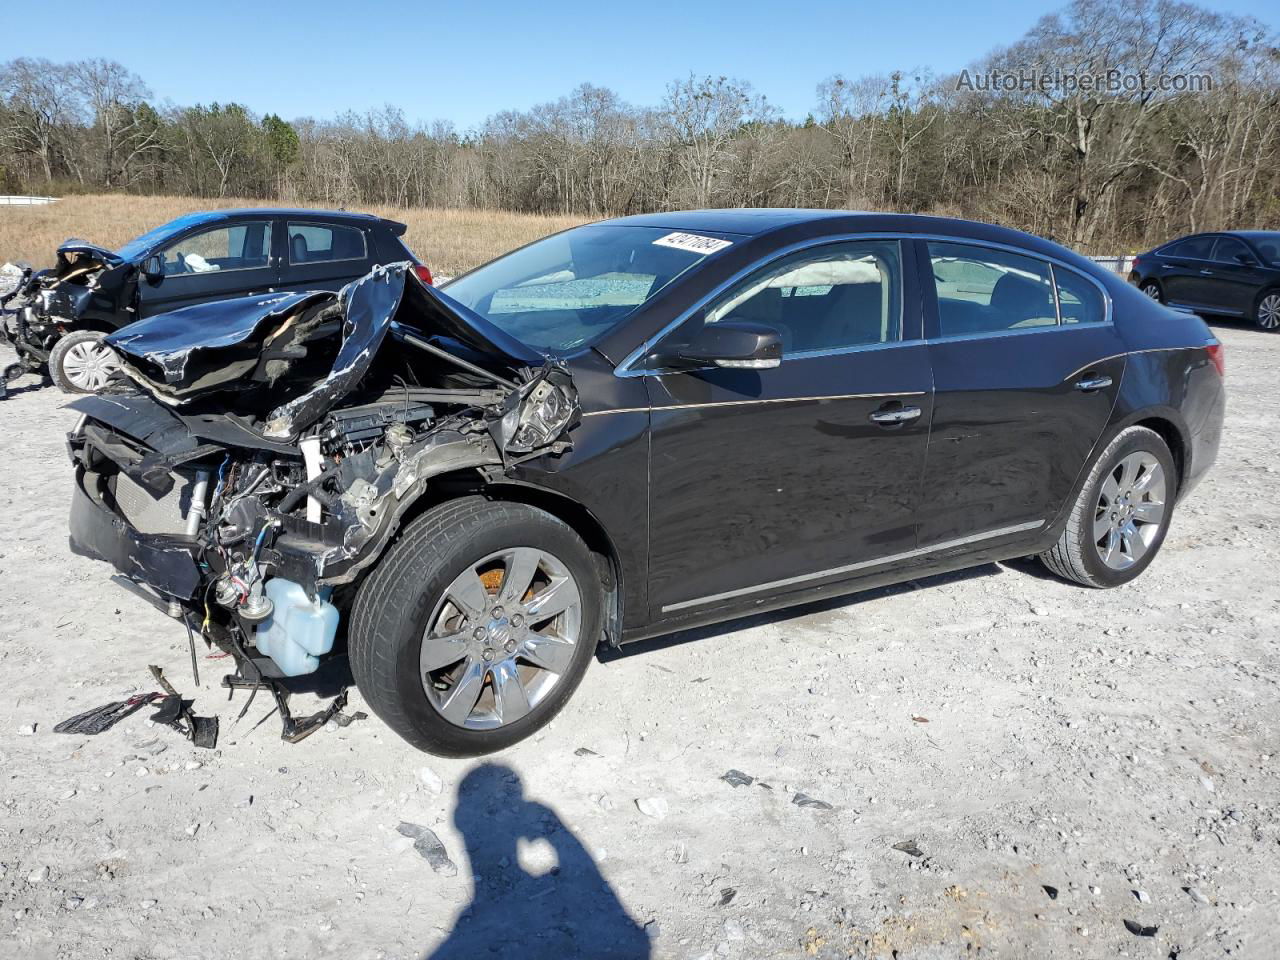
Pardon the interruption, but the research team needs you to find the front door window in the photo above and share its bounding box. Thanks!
[158,222,272,276]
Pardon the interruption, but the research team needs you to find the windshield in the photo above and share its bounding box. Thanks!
[443,224,736,353]
[115,213,218,261]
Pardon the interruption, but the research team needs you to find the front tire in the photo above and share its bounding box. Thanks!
[1254,289,1280,332]
[1140,281,1163,303]
[48,330,120,394]
[349,497,601,756]
[1040,426,1176,588]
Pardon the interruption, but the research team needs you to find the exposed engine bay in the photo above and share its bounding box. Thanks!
[66,262,578,739]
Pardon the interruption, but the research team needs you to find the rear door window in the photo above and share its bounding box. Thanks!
[287,222,367,264]
[927,242,1056,336]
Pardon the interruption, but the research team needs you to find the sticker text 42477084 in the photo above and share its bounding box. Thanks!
[652,232,734,255]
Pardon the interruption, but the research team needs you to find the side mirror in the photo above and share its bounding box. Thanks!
[142,254,164,281]
[675,319,782,370]
[1234,252,1257,266]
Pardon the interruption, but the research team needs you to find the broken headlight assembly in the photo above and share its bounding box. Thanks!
[503,376,575,455]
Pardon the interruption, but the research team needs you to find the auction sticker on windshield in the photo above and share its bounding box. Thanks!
[652,232,734,255]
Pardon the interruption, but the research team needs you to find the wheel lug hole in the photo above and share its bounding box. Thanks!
[482,649,494,662]
[504,640,516,653]
[511,614,524,628]
[473,627,486,641]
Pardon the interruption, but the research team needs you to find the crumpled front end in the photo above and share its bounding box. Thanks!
[68,262,579,696]
[2,241,132,392]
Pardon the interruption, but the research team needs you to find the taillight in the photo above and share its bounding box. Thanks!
[1131,255,1142,272]
[1205,341,1225,377]
[413,263,434,286]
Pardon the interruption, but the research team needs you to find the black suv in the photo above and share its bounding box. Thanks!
[1,208,430,396]
[1129,231,1280,331]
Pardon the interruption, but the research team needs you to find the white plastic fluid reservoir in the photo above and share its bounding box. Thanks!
[253,579,340,676]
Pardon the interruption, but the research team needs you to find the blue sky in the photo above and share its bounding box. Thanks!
[22,0,1277,130]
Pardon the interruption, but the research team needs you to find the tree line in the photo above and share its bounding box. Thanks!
[2,0,1277,253]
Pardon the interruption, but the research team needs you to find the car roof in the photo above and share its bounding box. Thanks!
[179,208,400,226]
[602,208,856,235]
[597,208,1097,270]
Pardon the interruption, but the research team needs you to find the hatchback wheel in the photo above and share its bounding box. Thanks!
[1039,426,1176,588]
[349,497,601,756]
[1255,290,1280,331]
[49,330,120,394]
[1140,281,1162,302]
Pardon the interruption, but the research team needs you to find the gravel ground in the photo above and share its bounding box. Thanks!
[0,322,1276,960]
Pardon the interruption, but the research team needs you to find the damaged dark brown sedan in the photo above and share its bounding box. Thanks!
[67,211,1224,756]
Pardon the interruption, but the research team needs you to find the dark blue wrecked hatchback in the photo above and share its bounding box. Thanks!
[1,208,426,397]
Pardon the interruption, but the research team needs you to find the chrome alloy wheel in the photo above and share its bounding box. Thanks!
[420,547,582,730]
[1141,283,1161,300]
[1258,293,1280,330]
[62,339,119,390]
[1094,452,1167,570]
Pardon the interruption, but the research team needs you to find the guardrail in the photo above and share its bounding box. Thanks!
[0,196,58,206]
[1087,255,1134,275]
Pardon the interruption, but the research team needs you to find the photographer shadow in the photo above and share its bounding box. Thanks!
[424,763,651,960]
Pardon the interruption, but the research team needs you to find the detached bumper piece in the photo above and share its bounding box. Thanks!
[68,472,202,601]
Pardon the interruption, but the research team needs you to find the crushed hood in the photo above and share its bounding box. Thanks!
[56,239,125,270]
[105,262,551,440]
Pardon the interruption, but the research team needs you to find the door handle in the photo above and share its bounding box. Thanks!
[1075,375,1113,392]
[869,405,922,425]
[1199,269,1214,276]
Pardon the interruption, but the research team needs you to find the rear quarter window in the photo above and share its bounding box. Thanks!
[1163,236,1215,259]
[1053,267,1106,324]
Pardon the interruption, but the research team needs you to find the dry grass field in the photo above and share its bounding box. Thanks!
[0,195,588,277]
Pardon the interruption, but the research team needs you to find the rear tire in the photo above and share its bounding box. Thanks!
[1039,426,1176,588]
[1140,281,1163,303]
[48,330,120,394]
[1253,289,1280,332]
[349,497,601,756]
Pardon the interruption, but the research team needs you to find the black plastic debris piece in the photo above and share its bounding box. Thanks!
[722,769,755,788]
[397,822,458,877]
[148,665,219,749]
[1043,885,1059,900]
[1123,919,1158,937]
[892,840,924,857]
[574,747,600,757]
[718,887,737,906]
[54,693,162,735]
[792,792,833,810]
